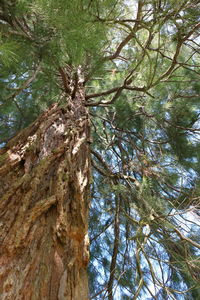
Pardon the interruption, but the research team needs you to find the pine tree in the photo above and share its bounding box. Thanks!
[0,1,200,299]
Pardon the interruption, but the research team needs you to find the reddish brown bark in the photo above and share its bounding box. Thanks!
[0,75,90,299]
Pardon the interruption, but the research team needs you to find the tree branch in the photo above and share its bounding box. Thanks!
[6,63,41,100]
[107,197,120,300]
[103,1,144,61]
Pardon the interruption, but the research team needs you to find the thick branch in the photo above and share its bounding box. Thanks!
[86,85,146,106]
[103,1,143,61]
[58,67,71,95]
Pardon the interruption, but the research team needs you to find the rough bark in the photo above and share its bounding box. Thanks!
[0,73,90,300]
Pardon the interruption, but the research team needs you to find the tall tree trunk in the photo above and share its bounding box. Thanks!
[0,71,90,300]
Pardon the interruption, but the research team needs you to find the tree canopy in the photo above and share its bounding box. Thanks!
[0,0,200,299]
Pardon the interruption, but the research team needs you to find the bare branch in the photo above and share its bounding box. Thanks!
[107,197,120,300]
[6,63,42,100]
[103,1,144,61]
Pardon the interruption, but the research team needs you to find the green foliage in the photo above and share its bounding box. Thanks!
[114,97,143,131]
[0,39,19,66]
[13,0,118,66]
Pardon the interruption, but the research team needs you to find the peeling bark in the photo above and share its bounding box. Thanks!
[0,73,90,299]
